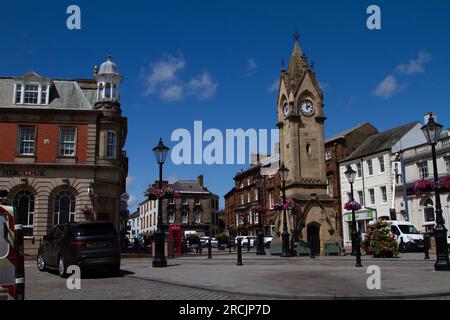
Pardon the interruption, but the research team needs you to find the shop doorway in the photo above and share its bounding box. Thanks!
[307,224,320,255]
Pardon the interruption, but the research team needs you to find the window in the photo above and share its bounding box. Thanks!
[18,126,36,156]
[240,194,244,205]
[181,209,188,224]
[379,156,385,173]
[168,197,174,205]
[445,156,450,174]
[369,189,375,205]
[255,189,259,201]
[417,161,429,179]
[13,190,34,237]
[327,176,334,196]
[347,192,352,202]
[380,186,388,203]
[15,84,22,104]
[182,197,188,205]
[357,191,364,206]
[105,131,117,158]
[14,83,49,105]
[195,209,201,224]
[194,198,200,205]
[59,127,76,157]
[269,191,274,208]
[53,191,76,225]
[367,159,374,176]
[356,163,362,178]
[247,192,251,203]
[24,84,39,104]
[168,208,175,224]
[325,150,332,161]
[423,199,435,222]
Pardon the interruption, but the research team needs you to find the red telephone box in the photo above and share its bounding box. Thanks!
[169,224,182,256]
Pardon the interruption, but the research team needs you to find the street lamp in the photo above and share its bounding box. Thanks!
[152,138,169,268]
[344,165,362,267]
[255,172,266,255]
[421,115,450,271]
[279,162,293,257]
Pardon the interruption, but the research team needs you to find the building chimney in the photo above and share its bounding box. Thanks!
[197,175,204,188]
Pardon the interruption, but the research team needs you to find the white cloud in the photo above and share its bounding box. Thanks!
[142,54,217,102]
[245,58,258,76]
[187,72,218,100]
[372,51,430,100]
[268,79,279,93]
[372,75,406,100]
[396,51,432,75]
[126,176,136,188]
[127,194,139,208]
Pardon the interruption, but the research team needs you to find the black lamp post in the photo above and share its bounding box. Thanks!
[152,138,169,268]
[279,163,293,257]
[344,165,362,267]
[421,115,450,271]
[255,172,266,255]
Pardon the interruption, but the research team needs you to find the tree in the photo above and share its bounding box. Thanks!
[363,221,398,258]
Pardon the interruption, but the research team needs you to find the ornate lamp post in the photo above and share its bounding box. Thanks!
[255,172,266,255]
[152,138,169,268]
[344,165,362,267]
[279,163,293,257]
[421,115,450,271]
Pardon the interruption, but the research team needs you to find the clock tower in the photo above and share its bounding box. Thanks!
[275,33,339,254]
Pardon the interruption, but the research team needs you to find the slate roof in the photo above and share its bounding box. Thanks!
[343,122,419,162]
[173,180,210,194]
[325,122,377,144]
[0,72,97,110]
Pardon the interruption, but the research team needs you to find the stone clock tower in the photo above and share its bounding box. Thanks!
[276,33,340,254]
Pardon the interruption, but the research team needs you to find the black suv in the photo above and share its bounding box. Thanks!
[37,222,121,277]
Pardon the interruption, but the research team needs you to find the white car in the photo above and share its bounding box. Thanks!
[241,236,257,247]
[264,236,273,248]
[386,221,424,252]
[200,236,218,248]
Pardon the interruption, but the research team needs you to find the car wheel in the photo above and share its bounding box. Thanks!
[58,256,68,278]
[37,253,47,272]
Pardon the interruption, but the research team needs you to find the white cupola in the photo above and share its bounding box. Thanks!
[94,56,123,102]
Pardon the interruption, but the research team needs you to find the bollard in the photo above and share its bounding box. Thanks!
[424,233,430,260]
[208,237,212,259]
[309,234,315,259]
[237,238,243,266]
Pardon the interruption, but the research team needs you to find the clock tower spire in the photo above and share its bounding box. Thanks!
[275,33,339,255]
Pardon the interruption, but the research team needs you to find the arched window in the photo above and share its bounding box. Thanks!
[13,190,34,236]
[53,191,76,225]
[423,198,435,222]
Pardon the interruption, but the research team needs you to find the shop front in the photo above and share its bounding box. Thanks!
[342,209,375,248]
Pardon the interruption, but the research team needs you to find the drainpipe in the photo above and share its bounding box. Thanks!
[401,154,410,221]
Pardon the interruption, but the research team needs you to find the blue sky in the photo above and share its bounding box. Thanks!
[1,0,450,210]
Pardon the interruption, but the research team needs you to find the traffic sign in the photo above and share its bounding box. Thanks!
[121,192,130,202]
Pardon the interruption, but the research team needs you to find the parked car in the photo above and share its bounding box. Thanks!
[242,236,257,247]
[387,221,424,252]
[0,203,25,300]
[37,222,121,278]
[264,235,273,248]
[200,236,219,248]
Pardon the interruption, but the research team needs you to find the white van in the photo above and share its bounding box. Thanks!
[386,221,424,252]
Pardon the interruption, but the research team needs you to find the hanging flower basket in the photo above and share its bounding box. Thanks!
[344,201,362,211]
[439,176,450,192]
[283,199,296,210]
[81,207,93,218]
[251,205,268,214]
[414,180,436,195]
[144,184,180,200]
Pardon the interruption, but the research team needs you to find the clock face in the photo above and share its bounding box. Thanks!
[283,104,289,119]
[299,100,314,117]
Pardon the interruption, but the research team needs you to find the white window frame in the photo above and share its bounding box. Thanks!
[380,186,388,204]
[181,209,188,224]
[195,209,201,224]
[378,156,385,173]
[357,191,364,206]
[369,189,375,205]
[59,127,77,157]
[17,126,36,156]
[445,156,450,174]
[417,161,429,180]
[168,208,175,224]
[356,163,362,178]
[105,131,117,159]
[14,82,49,106]
[367,159,374,176]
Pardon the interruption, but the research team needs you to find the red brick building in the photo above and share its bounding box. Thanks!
[324,123,378,239]
[0,57,128,254]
